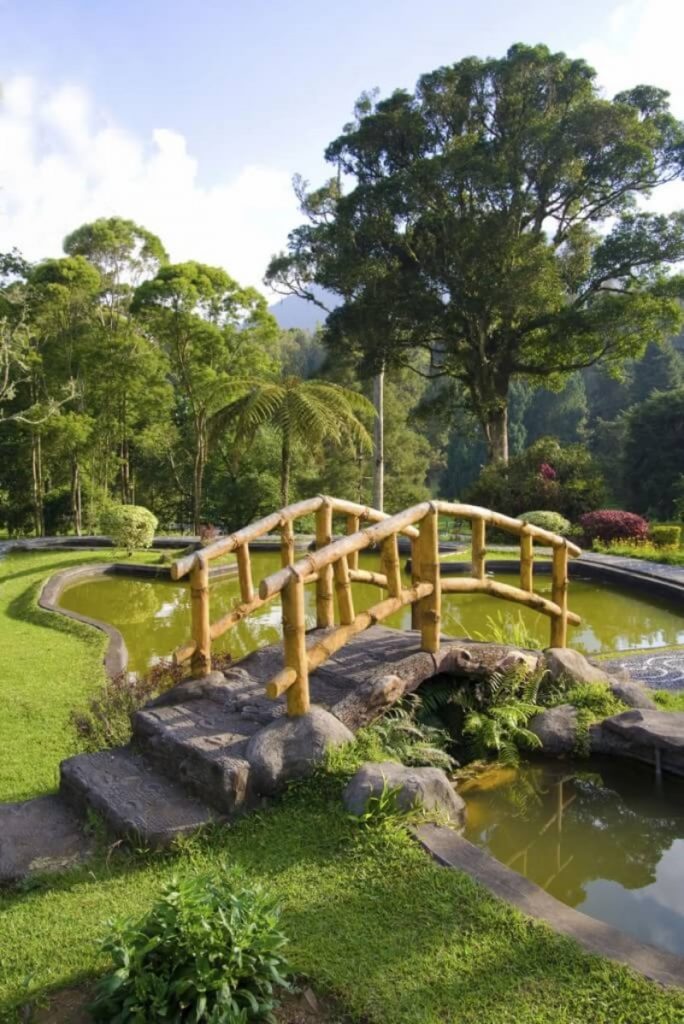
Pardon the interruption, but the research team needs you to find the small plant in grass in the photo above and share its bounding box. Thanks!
[91,867,290,1023]
[649,524,681,549]
[473,610,543,650]
[350,780,411,830]
[101,503,158,555]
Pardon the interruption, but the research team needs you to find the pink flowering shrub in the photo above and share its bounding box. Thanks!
[579,509,649,545]
[539,462,557,480]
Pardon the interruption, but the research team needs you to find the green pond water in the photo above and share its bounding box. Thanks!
[58,551,684,673]
[462,760,684,956]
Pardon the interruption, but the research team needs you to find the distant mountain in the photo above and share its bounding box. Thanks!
[268,286,339,331]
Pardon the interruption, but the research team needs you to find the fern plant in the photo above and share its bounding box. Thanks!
[371,699,456,772]
[448,667,544,766]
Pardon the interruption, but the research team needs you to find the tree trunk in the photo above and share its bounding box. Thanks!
[193,416,208,535]
[372,368,384,511]
[31,431,44,537]
[71,459,82,536]
[281,431,291,507]
[483,404,509,463]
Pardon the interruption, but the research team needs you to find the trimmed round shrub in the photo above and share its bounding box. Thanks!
[91,869,290,1022]
[579,509,649,545]
[101,503,158,554]
[517,510,571,537]
[649,524,681,549]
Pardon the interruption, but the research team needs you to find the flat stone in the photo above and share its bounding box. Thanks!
[60,747,218,847]
[343,762,465,825]
[602,710,684,752]
[0,795,93,884]
[529,705,578,756]
[246,706,353,796]
[133,700,259,813]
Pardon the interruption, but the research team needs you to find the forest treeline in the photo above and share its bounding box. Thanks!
[1,214,683,538]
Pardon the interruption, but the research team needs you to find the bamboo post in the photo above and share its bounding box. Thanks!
[471,516,486,581]
[190,557,211,676]
[520,528,533,593]
[346,513,360,571]
[418,507,441,653]
[550,543,569,647]
[381,533,402,598]
[236,543,254,603]
[282,573,310,715]
[333,554,355,625]
[281,517,295,567]
[410,535,421,630]
[315,500,334,628]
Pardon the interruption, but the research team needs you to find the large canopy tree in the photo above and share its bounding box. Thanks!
[267,44,684,463]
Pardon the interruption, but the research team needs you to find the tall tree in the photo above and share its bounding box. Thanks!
[219,376,374,505]
[133,262,279,530]
[267,44,684,463]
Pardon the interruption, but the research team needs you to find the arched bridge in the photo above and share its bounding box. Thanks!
[170,496,581,717]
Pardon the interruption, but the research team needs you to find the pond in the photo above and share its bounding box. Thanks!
[461,760,684,956]
[58,551,684,673]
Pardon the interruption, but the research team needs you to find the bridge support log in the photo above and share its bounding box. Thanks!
[316,501,334,628]
[471,517,486,581]
[418,507,441,654]
[550,544,569,648]
[520,529,534,593]
[282,574,310,716]
[190,558,211,677]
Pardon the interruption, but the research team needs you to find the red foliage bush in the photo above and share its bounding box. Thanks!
[579,509,649,545]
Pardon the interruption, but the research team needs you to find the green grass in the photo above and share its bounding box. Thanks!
[3,774,684,1024]
[654,690,684,712]
[2,548,684,1023]
[0,548,163,802]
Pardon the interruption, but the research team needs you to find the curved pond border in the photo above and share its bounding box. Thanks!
[37,549,684,679]
[415,822,684,989]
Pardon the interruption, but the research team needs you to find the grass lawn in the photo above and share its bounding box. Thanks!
[1,547,684,1023]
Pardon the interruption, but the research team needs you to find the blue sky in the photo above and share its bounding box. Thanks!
[1,0,683,291]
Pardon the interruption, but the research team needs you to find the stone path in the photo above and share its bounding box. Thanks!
[600,651,684,691]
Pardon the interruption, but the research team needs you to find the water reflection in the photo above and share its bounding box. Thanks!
[58,552,684,673]
[462,760,684,955]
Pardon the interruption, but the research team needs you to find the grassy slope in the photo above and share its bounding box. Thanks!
[3,777,684,1024]
[1,549,684,1022]
[0,549,159,802]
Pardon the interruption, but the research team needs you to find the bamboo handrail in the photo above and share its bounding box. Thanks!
[170,495,582,716]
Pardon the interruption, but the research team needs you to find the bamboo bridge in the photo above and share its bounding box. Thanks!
[170,496,581,717]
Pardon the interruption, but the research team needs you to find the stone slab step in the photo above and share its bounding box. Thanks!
[0,795,93,884]
[60,747,219,847]
[132,701,260,814]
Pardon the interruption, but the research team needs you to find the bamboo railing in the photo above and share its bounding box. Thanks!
[170,496,581,716]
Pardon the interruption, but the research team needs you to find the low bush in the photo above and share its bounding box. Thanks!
[91,868,290,1023]
[580,509,649,545]
[517,510,571,537]
[592,540,684,565]
[101,503,158,554]
[649,524,681,548]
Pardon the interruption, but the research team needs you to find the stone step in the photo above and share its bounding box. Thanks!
[60,747,219,847]
[132,700,261,814]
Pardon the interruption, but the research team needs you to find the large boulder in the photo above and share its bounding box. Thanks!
[343,761,465,825]
[529,705,578,756]
[246,706,353,796]
[591,710,684,775]
[543,648,656,709]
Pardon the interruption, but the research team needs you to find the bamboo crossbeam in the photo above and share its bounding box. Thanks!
[236,543,254,603]
[440,576,580,625]
[316,499,334,628]
[266,667,297,699]
[170,496,324,579]
[209,593,271,640]
[348,568,388,587]
[327,497,420,538]
[259,503,431,600]
[173,640,196,665]
[434,501,581,557]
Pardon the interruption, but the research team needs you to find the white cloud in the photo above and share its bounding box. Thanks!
[577,0,684,214]
[0,75,298,292]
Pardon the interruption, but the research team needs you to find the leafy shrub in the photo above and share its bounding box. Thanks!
[592,539,684,565]
[649,524,681,548]
[101,503,158,554]
[517,510,571,537]
[580,509,649,545]
[72,655,232,751]
[466,437,606,521]
[370,701,456,771]
[91,868,290,1023]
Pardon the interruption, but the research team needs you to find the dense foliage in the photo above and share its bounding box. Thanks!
[92,869,289,1023]
[580,509,650,544]
[101,504,158,554]
[517,510,571,537]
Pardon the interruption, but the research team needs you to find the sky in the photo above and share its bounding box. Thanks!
[1,0,683,294]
